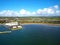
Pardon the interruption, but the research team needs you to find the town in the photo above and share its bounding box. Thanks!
[0,16,60,24]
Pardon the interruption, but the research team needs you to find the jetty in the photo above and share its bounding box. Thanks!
[0,31,11,34]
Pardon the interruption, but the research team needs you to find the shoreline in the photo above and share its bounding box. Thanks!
[21,23,60,26]
[0,23,60,26]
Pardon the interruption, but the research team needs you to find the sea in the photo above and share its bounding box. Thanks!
[0,24,60,45]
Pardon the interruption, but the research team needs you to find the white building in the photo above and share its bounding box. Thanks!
[5,22,22,30]
[5,22,18,26]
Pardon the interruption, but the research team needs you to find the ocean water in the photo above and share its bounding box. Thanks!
[0,24,60,45]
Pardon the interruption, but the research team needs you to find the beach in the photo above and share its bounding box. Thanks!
[21,23,60,26]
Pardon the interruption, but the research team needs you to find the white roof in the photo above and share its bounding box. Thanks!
[5,22,18,26]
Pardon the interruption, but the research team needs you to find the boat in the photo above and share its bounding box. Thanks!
[10,25,22,30]
[0,31,11,34]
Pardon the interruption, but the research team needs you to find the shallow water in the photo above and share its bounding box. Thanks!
[0,24,60,45]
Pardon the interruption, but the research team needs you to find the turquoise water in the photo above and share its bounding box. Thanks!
[0,24,60,45]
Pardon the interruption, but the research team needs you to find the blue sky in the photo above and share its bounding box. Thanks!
[0,0,60,16]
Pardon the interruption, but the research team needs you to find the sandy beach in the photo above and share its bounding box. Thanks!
[21,23,60,26]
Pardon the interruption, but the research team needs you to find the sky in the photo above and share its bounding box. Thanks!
[0,0,60,17]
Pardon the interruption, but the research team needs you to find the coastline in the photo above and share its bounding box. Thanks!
[0,23,60,26]
[21,23,60,26]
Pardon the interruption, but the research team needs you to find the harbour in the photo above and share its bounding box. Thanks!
[0,24,60,45]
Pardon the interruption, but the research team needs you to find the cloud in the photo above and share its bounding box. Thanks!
[26,11,31,15]
[19,9,31,16]
[37,9,42,14]
[0,5,60,16]
[36,5,60,16]
[19,9,26,15]
[47,8,54,14]
[0,10,19,17]
[56,10,60,15]
[32,12,36,15]
[54,5,59,9]
[36,8,55,16]
[56,10,60,13]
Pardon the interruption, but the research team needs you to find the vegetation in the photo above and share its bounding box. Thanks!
[0,16,60,24]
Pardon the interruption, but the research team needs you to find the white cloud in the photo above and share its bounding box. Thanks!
[43,8,48,14]
[43,8,47,12]
[47,8,54,14]
[0,10,19,17]
[0,5,60,16]
[19,9,26,15]
[54,5,59,9]
[56,10,60,16]
[36,8,55,16]
[32,12,36,15]
[37,9,42,14]
[26,11,31,15]
[19,9,31,16]
[36,5,59,16]
[56,10,60,13]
